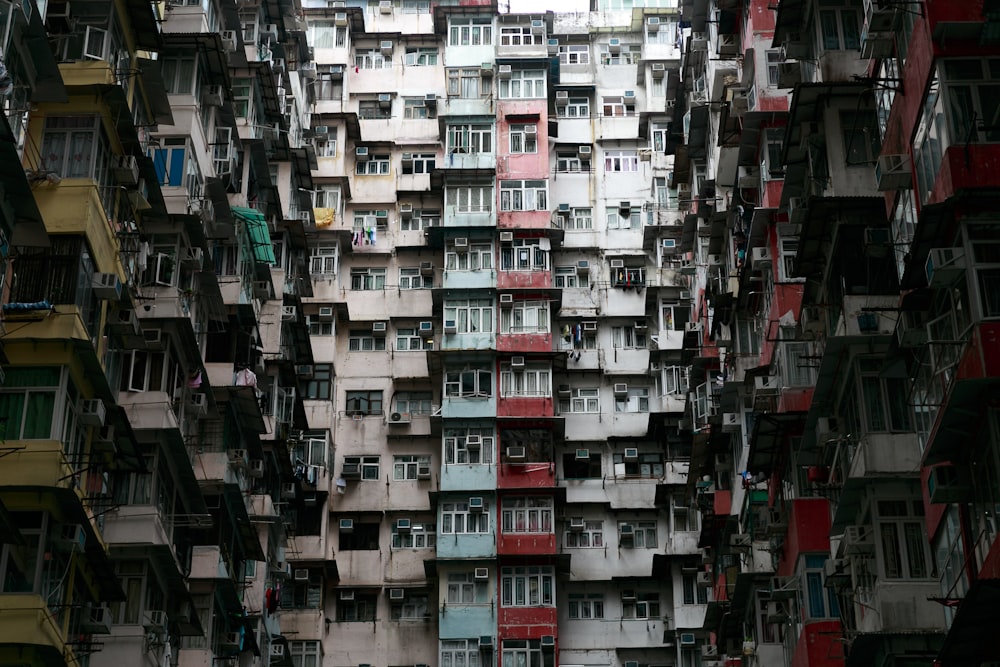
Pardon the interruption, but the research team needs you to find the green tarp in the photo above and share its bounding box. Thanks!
[232,205,276,265]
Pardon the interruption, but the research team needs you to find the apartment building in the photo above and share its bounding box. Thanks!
[679,0,1000,661]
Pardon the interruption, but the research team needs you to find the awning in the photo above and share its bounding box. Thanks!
[845,631,943,667]
[0,113,48,248]
[935,580,1000,666]
[747,411,806,475]
[232,206,276,265]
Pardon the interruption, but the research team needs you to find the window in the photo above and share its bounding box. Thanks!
[500,239,549,270]
[778,237,800,281]
[393,454,432,481]
[441,500,491,533]
[336,592,378,621]
[876,499,931,580]
[558,44,590,64]
[345,390,383,416]
[500,300,550,334]
[613,451,662,476]
[555,152,591,172]
[359,100,391,119]
[557,97,591,118]
[444,300,494,335]
[563,208,593,231]
[607,207,642,230]
[391,592,430,621]
[313,73,344,101]
[604,150,639,172]
[446,242,493,271]
[405,47,438,66]
[445,366,493,397]
[401,208,440,231]
[499,180,548,211]
[356,155,391,174]
[292,432,330,468]
[803,555,841,620]
[564,520,603,548]
[446,185,494,212]
[303,363,333,400]
[446,573,487,603]
[682,574,709,604]
[308,319,335,336]
[444,428,495,465]
[602,96,636,117]
[343,456,381,482]
[400,267,430,289]
[286,572,323,609]
[339,522,380,550]
[819,7,861,51]
[449,17,493,46]
[502,641,543,667]
[600,43,641,65]
[766,49,782,86]
[401,0,431,12]
[442,640,482,667]
[500,365,551,398]
[502,497,554,533]
[354,48,388,69]
[0,367,66,440]
[612,325,647,349]
[555,266,589,288]
[673,501,699,532]
[559,388,599,413]
[309,20,346,48]
[622,591,660,618]
[404,99,435,119]
[396,327,434,351]
[509,124,538,154]
[618,520,657,548]
[568,593,605,618]
[661,366,690,396]
[350,268,386,290]
[392,392,433,420]
[40,115,111,182]
[840,110,882,166]
[289,640,322,667]
[160,56,197,94]
[500,25,542,46]
[392,521,436,548]
[848,358,913,433]
[498,70,546,99]
[562,450,601,479]
[313,127,338,158]
[401,153,436,174]
[447,68,492,98]
[501,567,555,606]
[348,330,386,352]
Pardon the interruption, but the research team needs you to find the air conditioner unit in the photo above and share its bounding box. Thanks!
[680,290,692,299]
[219,29,238,52]
[340,590,355,600]
[281,483,297,499]
[619,524,634,536]
[481,62,494,75]
[510,355,525,367]
[465,435,482,449]
[474,567,490,580]
[608,38,621,53]
[788,196,808,223]
[575,448,590,460]
[634,320,647,330]
[79,398,107,426]
[418,320,434,333]
[583,321,597,331]
[843,525,875,554]
[318,306,335,320]
[335,11,348,25]
[499,231,514,243]
[614,383,629,397]
[313,125,329,135]
[610,259,625,269]
[378,93,392,108]
[379,0,392,12]
[925,248,966,288]
[389,412,410,424]
[294,568,310,581]
[296,364,315,378]
[248,459,265,478]
[395,518,412,533]
[342,462,362,478]
[569,517,586,531]
[201,84,224,106]
[697,571,713,588]
[555,90,569,102]
[228,449,247,466]
[454,237,469,247]
[578,145,592,156]
[577,260,590,272]
[928,464,972,504]
[766,600,791,624]
[623,447,639,461]
[444,319,458,334]
[271,644,286,659]
[480,636,494,649]
[754,375,779,395]
[623,90,635,100]
[143,610,168,631]
[82,605,113,634]
[390,588,406,600]
[112,154,140,185]
[498,64,512,78]
[686,322,703,333]
[381,40,393,55]
[558,385,572,397]
[281,305,297,321]
[506,446,526,460]
[648,16,661,30]
[722,413,740,432]
[548,38,559,53]
[356,146,369,160]
[372,321,387,333]
[752,246,772,269]
[468,496,485,512]
[777,61,804,88]
[680,632,697,646]
[417,463,432,479]
[524,125,537,136]
[780,34,809,59]
[662,238,677,251]
[301,61,317,79]
[730,533,752,550]
[340,518,355,533]
[621,589,637,601]
[540,636,555,649]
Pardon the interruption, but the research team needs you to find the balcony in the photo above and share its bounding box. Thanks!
[440,395,497,420]
[0,594,80,667]
[496,332,553,353]
[189,544,230,580]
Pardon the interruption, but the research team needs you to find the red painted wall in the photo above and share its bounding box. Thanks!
[930,145,1000,206]
[498,462,556,489]
[497,270,553,289]
[497,607,558,635]
[496,333,554,353]
[777,498,832,577]
[790,621,844,667]
[497,531,557,555]
[496,396,554,418]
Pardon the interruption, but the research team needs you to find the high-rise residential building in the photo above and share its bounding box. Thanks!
[0,0,992,667]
